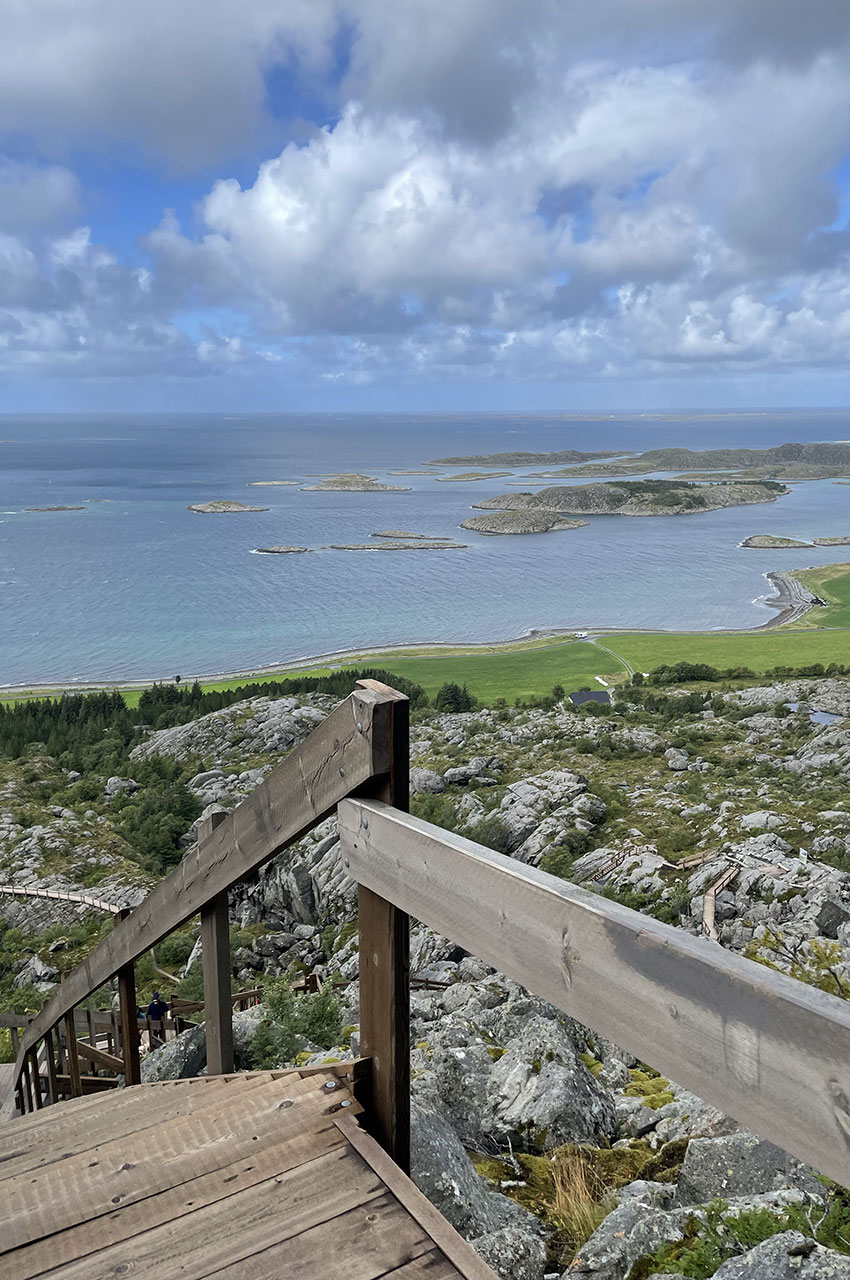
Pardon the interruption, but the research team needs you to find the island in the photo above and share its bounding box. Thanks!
[428,448,622,466]
[249,480,299,486]
[301,473,410,492]
[252,546,311,554]
[188,500,269,513]
[741,535,813,549]
[472,479,787,518]
[26,506,85,512]
[814,536,850,546]
[461,512,588,535]
[324,541,467,551]
[371,530,447,539]
[437,471,513,482]
[527,441,850,482]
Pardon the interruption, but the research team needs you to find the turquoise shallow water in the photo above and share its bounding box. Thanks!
[1,411,849,685]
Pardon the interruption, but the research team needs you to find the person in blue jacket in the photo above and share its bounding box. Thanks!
[146,991,169,1022]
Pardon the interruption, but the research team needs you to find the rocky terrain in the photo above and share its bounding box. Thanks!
[187,500,269,513]
[473,480,787,518]
[301,472,410,491]
[461,512,588,535]
[741,535,812,548]
[532,442,850,482]
[428,450,621,466]
[5,673,850,1278]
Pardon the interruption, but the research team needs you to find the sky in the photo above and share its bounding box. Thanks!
[3,1,850,412]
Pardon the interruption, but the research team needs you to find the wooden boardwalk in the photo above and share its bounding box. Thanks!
[0,1065,494,1280]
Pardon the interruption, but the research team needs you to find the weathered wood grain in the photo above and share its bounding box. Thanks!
[337,1115,496,1280]
[1,1074,350,1249]
[208,1192,433,1280]
[74,1040,124,1073]
[200,813,234,1075]
[5,1117,350,1280]
[47,1146,382,1280]
[355,679,410,1173]
[11,688,394,1084]
[339,798,850,1187]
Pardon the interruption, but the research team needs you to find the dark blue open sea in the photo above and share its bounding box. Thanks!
[2,411,850,686]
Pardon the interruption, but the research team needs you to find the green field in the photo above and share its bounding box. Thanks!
[792,562,850,629]
[5,564,850,708]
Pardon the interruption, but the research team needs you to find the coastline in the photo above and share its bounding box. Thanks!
[758,570,821,628]
[0,576,823,697]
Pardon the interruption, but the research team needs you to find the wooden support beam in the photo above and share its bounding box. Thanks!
[115,908,141,1086]
[53,1072,120,1094]
[27,1047,42,1109]
[13,686,394,1083]
[200,810,233,1076]
[64,1012,82,1099]
[75,1040,125,1073]
[20,1055,33,1113]
[43,1028,59,1106]
[354,679,410,1174]
[340,797,850,1189]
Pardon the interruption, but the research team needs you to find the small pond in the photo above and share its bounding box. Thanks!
[785,702,844,726]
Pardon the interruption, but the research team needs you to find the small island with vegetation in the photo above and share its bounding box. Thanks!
[461,511,589,535]
[741,534,813,549]
[187,500,269,513]
[26,505,85,512]
[301,473,411,492]
[473,478,787,518]
[324,540,467,551]
[252,545,311,555]
[428,448,622,466]
[530,441,850,482]
[372,530,447,540]
[437,470,514,482]
[249,480,299,487]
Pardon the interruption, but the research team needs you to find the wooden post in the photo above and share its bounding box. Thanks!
[28,1047,43,1109]
[355,680,410,1174]
[44,1027,59,1105]
[115,909,142,1086]
[199,811,234,1076]
[20,1056,33,1113]
[64,1011,82,1099]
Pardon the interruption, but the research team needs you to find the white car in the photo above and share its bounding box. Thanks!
[573,630,588,639]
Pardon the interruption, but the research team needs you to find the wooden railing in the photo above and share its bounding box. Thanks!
[337,797,850,1189]
[10,676,850,1193]
[2,681,409,1164]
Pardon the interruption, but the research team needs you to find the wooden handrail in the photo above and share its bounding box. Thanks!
[4,685,399,1119]
[339,797,850,1188]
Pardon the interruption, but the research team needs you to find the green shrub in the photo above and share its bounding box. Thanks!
[249,978,342,1068]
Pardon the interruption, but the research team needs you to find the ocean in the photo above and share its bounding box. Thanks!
[1,410,849,687]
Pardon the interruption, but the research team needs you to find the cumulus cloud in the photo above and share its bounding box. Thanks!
[1,1,850,393]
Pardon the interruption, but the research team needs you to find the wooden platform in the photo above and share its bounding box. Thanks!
[0,1067,495,1279]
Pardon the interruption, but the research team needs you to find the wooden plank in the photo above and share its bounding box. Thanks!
[64,1014,81,1100]
[5,1112,351,1280]
[26,1051,41,1110]
[74,1041,124,1073]
[200,811,234,1075]
[13,688,394,1078]
[53,1074,117,1095]
[200,1191,433,1280]
[355,679,410,1174]
[0,1077,269,1180]
[337,1115,497,1280]
[381,1253,464,1279]
[0,1073,356,1249]
[43,1029,59,1107]
[339,798,850,1189]
[115,908,141,1088]
[35,1145,382,1280]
